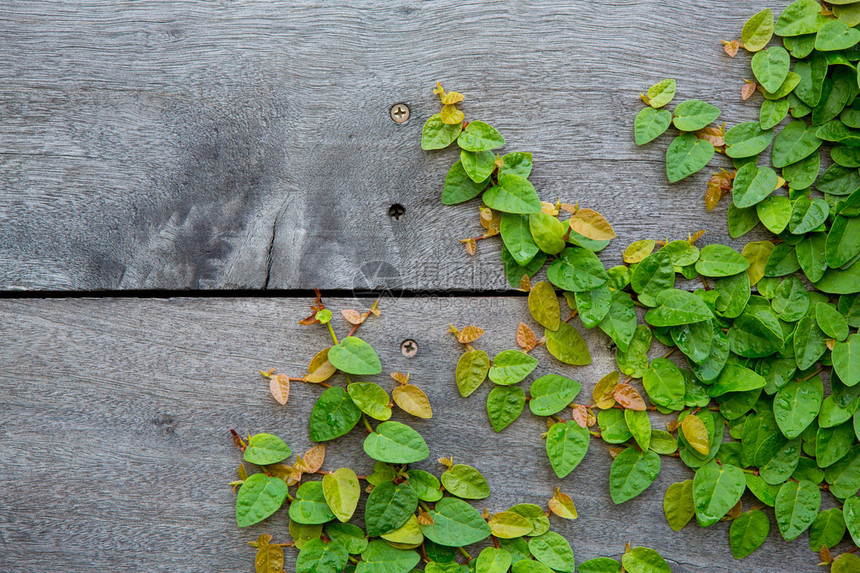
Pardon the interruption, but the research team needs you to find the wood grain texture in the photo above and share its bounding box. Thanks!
[0,296,845,572]
[0,0,790,290]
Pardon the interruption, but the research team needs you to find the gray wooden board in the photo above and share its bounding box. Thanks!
[0,296,847,572]
[0,0,792,291]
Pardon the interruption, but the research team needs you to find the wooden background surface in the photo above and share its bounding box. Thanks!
[0,0,835,572]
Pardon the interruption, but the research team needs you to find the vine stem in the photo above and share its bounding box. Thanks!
[798,366,825,382]
[362,415,374,434]
[326,321,339,345]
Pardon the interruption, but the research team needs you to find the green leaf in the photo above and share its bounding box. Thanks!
[529,213,566,255]
[730,306,785,357]
[508,503,550,536]
[728,204,760,239]
[244,433,292,465]
[774,375,824,439]
[672,100,721,132]
[634,107,672,145]
[546,420,590,479]
[826,215,860,268]
[441,161,487,205]
[404,469,443,503]
[599,409,633,444]
[616,324,653,378]
[483,174,542,214]
[441,464,490,500]
[646,79,676,108]
[511,561,554,573]
[363,421,429,464]
[476,547,512,573]
[289,481,335,525]
[730,510,770,559]
[365,480,418,537]
[421,114,462,150]
[845,496,860,546]
[348,382,392,421]
[528,281,560,330]
[650,429,678,454]
[457,121,505,152]
[809,508,847,552]
[529,375,581,416]
[764,242,801,277]
[325,522,367,554]
[644,289,713,327]
[489,349,539,385]
[500,152,533,178]
[696,244,750,277]
[663,480,695,531]
[577,557,622,573]
[772,121,823,168]
[775,0,829,36]
[575,284,612,328]
[725,122,774,159]
[692,462,745,526]
[323,468,360,523]
[772,275,810,323]
[796,232,827,283]
[816,19,860,51]
[775,479,821,540]
[752,47,791,93]
[826,445,860,498]
[665,133,714,182]
[236,473,288,527]
[625,409,651,450]
[546,247,609,292]
[502,247,546,288]
[789,195,830,235]
[487,386,526,432]
[328,337,382,375]
[756,195,792,234]
[833,553,860,573]
[309,386,362,442]
[733,163,779,208]
[760,98,790,130]
[743,8,775,51]
[609,447,661,504]
[815,260,860,294]
[793,314,827,371]
[460,150,495,183]
[356,540,420,573]
[814,69,857,125]
[500,214,540,266]
[833,334,860,387]
[708,363,766,397]
[545,322,591,365]
[528,532,575,573]
[296,538,348,573]
[456,350,490,397]
[421,497,492,547]
[621,547,670,573]
[599,290,637,352]
[642,357,685,410]
[782,148,821,190]
[714,272,751,319]
[746,473,781,507]
[631,250,674,300]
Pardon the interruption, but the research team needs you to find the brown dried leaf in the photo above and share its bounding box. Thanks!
[613,383,646,411]
[518,274,531,291]
[393,384,433,418]
[516,322,537,352]
[295,444,326,474]
[480,205,501,236]
[681,413,710,456]
[559,203,577,213]
[548,488,578,520]
[458,326,485,344]
[593,371,619,409]
[819,546,832,565]
[667,419,680,432]
[461,238,477,256]
[341,309,364,325]
[567,208,616,240]
[725,499,742,521]
[705,170,734,211]
[826,338,836,351]
[266,463,303,486]
[741,81,756,101]
[608,447,624,459]
[238,464,248,481]
[722,39,739,57]
[586,409,597,427]
[695,125,725,148]
[390,371,410,385]
[269,374,290,405]
[307,347,337,383]
[571,404,589,428]
[417,510,434,525]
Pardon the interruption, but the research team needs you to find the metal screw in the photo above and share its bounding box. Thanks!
[400,339,418,357]
[390,103,410,123]
[388,203,405,220]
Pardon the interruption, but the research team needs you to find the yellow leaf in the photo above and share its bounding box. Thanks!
[516,322,537,352]
[741,241,775,286]
[541,201,560,216]
[306,347,337,383]
[458,326,485,344]
[480,205,501,236]
[688,230,706,244]
[269,374,290,405]
[441,104,464,125]
[681,413,710,455]
[593,371,619,409]
[488,511,534,538]
[437,457,453,468]
[393,384,433,418]
[255,536,284,573]
[238,464,248,481]
[341,309,364,325]
[518,274,531,291]
[613,383,646,411]
[295,444,326,473]
[461,238,477,256]
[568,208,616,240]
[623,240,656,264]
[548,488,578,520]
[695,125,725,147]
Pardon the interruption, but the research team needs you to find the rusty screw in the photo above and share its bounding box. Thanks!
[400,339,418,357]
[390,103,410,123]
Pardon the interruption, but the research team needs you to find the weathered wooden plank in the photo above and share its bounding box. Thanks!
[0,1,787,290]
[0,296,843,571]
